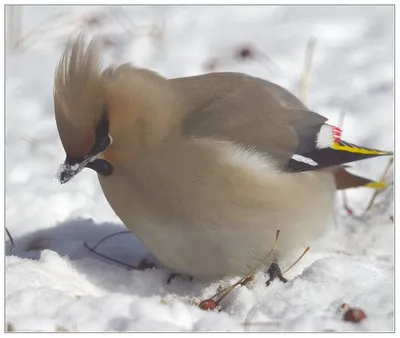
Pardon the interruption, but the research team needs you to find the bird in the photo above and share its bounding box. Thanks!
[54,35,392,281]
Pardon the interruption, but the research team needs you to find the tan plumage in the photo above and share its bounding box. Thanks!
[54,36,392,278]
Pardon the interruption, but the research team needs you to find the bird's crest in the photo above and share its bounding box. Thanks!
[54,35,106,157]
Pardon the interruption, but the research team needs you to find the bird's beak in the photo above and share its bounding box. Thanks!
[57,154,98,184]
[57,135,113,184]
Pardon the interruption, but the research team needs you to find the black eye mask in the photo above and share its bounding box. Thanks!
[89,109,114,176]
[57,109,114,184]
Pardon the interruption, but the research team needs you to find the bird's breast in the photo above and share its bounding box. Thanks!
[97,138,336,278]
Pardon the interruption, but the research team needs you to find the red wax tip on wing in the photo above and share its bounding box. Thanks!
[331,125,343,143]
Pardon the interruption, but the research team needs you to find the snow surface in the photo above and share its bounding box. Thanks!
[5,5,394,332]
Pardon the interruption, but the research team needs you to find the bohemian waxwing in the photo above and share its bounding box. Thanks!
[54,36,392,280]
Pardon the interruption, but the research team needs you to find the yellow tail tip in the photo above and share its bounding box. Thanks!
[332,142,393,156]
[365,181,387,190]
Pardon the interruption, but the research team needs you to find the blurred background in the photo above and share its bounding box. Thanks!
[5,5,394,238]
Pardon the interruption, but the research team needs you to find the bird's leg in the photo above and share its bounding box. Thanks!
[266,246,310,286]
[265,232,287,286]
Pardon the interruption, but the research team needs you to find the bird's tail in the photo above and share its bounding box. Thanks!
[287,124,393,175]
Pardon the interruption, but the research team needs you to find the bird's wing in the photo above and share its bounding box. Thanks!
[179,73,328,169]
[178,73,392,172]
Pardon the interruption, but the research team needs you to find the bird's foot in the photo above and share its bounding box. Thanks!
[137,258,156,270]
[266,262,288,286]
[166,273,194,284]
[265,246,311,287]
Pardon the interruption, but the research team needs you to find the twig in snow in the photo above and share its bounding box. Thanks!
[6,322,15,332]
[243,306,281,331]
[5,227,15,253]
[89,230,131,251]
[243,306,258,331]
[299,37,317,104]
[234,43,283,76]
[83,241,139,270]
[10,10,72,51]
[336,110,354,217]
[341,189,354,217]
[83,230,139,270]
[282,246,310,275]
[337,109,346,131]
[203,43,282,76]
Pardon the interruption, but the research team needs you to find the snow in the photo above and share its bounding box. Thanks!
[5,5,394,332]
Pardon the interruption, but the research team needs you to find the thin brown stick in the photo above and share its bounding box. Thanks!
[337,109,346,131]
[5,227,15,253]
[243,306,258,332]
[7,6,22,51]
[283,246,310,275]
[83,241,139,270]
[90,230,131,251]
[254,49,283,76]
[12,10,69,51]
[337,109,355,217]
[83,230,138,270]
[299,37,317,104]
[110,6,139,32]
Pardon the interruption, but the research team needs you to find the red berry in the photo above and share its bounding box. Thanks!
[199,299,217,311]
[343,308,367,323]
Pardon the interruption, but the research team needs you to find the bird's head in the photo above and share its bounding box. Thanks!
[54,35,116,184]
[54,35,175,184]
